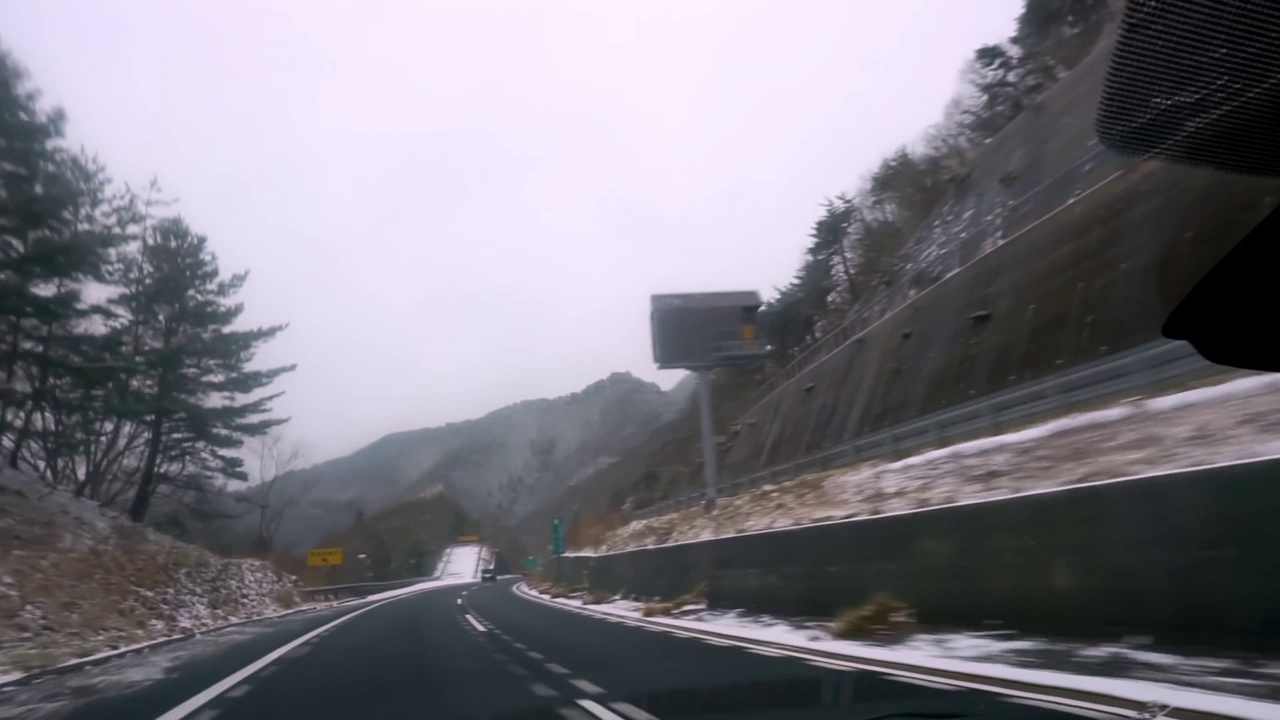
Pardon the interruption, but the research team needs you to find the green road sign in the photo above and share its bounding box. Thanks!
[551,517,565,555]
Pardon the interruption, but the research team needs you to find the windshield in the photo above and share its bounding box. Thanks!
[0,1,1277,719]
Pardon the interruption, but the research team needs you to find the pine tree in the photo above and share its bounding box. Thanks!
[112,216,295,522]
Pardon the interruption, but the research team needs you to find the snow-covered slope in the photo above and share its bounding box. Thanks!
[436,543,486,581]
[593,374,1280,552]
[0,471,299,677]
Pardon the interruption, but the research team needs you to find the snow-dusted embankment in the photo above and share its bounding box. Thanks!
[595,374,1280,552]
[0,471,300,678]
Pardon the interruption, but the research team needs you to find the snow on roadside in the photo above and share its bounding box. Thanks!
[0,470,301,678]
[594,374,1280,552]
[522,586,1280,719]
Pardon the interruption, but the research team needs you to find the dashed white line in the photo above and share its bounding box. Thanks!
[189,710,220,720]
[529,682,559,697]
[505,663,530,676]
[555,707,595,720]
[464,614,487,632]
[456,598,462,605]
[545,663,571,675]
[747,648,785,657]
[574,698,627,719]
[888,676,959,691]
[526,650,545,660]
[569,678,606,695]
[223,684,251,699]
[608,701,659,720]
[703,640,733,647]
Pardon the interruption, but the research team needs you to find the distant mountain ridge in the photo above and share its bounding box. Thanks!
[188,371,689,555]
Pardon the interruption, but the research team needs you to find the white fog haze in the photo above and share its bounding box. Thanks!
[0,0,1021,461]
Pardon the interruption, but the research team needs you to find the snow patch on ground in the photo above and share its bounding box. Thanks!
[525,586,1280,719]
[0,470,301,679]
[594,374,1280,552]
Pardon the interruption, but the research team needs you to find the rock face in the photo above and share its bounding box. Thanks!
[194,372,687,556]
[720,21,1280,477]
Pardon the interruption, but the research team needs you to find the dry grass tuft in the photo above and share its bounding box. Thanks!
[832,593,916,639]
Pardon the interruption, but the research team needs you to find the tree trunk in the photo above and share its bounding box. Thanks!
[128,413,165,522]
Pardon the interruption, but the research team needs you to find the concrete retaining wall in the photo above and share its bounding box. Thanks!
[548,456,1280,651]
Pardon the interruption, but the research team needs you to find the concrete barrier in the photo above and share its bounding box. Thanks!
[549,455,1280,651]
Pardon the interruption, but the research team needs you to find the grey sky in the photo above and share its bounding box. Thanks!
[1,1,1021,462]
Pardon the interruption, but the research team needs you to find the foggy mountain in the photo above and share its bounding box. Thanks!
[191,372,691,555]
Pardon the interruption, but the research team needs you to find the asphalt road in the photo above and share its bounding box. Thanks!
[27,578,1117,720]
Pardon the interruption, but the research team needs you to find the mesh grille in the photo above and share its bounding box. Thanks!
[1096,0,1280,177]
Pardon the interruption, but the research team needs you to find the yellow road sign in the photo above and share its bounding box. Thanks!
[307,547,343,566]
[457,535,480,542]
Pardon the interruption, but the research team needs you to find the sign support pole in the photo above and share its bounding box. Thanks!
[697,370,718,511]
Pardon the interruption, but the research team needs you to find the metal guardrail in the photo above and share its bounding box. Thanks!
[296,574,439,601]
[630,340,1222,521]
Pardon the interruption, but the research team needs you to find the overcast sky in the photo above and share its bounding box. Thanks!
[1,1,1021,462]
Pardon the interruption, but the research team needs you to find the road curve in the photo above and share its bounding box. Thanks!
[7,578,1126,720]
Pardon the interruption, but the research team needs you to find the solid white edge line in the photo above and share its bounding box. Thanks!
[155,593,411,720]
[888,676,960,691]
[510,583,1146,720]
[465,614,488,632]
[1003,697,1117,719]
[575,698,627,720]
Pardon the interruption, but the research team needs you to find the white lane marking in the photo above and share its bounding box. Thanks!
[556,707,595,720]
[703,640,732,647]
[256,666,277,678]
[513,643,529,650]
[223,684,251,699]
[155,593,429,720]
[569,678,606,695]
[457,598,462,605]
[526,650,545,660]
[465,614,487,632]
[806,660,855,671]
[506,663,529,676]
[888,676,959,691]
[529,682,559,697]
[748,649,785,657]
[545,663,571,674]
[574,699,627,719]
[285,645,311,658]
[189,710,220,720]
[511,583,1136,719]
[609,701,659,720]
[1003,697,1120,718]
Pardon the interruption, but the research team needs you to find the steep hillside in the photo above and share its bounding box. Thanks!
[182,372,687,557]
[0,471,298,676]
[507,368,760,554]
[722,15,1280,476]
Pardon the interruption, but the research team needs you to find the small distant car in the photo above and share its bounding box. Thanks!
[480,568,497,582]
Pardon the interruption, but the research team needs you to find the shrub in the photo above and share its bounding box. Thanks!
[832,593,915,639]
